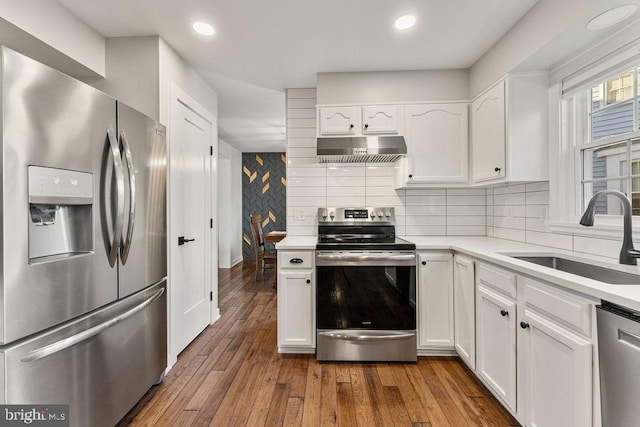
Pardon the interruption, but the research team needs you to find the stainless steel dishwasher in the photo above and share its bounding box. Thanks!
[597,301,640,426]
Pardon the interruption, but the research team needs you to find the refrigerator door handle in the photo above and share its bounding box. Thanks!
[107,128,125,268]
[119,129,136,265]
[20,287,165,363]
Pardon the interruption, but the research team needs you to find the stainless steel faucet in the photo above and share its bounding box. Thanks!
[580,189,640,265]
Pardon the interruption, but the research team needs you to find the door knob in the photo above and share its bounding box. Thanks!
[500,310,509,317]
[178,236,195,246]
[494,167,501,172]
[520,321,530,329]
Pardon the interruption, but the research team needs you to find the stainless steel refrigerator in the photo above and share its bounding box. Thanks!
[0,47,167,426]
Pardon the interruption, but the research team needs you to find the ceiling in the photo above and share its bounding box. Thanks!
[55,0,539,152]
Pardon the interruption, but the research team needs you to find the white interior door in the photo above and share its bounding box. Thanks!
[169,86,216,362]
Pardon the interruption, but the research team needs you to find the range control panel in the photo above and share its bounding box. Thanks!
[318,207,395,224]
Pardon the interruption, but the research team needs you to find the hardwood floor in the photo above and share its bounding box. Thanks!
[118,261,519,426]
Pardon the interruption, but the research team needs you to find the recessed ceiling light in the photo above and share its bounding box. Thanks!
[586,5,638,31]
[394,14,417,30]
[192,21,215,36]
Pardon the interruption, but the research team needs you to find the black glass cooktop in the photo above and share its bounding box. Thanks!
[316,226,415,250]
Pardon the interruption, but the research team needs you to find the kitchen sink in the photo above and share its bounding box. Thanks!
[509,255,640,285]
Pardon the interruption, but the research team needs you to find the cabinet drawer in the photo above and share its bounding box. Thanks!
[477,263,516,299]
[279,251,314,269]
[521,276,593,337]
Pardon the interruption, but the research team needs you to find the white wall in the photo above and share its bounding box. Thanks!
[0,0,105,77]
[317,70,469,105]
[158,39,218,126]
[90,37,160,120]
[469,0,599,97]
[218,138,243,268]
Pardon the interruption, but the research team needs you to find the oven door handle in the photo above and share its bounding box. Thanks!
[316,254,415,262]
[318,331,415,341]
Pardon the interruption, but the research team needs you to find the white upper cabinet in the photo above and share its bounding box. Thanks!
[471,81,506,182]
[318,105,402,136]
[362,105,401,134]
[396,102,469,186]
[471,73,549,185]
[318,106,361,135]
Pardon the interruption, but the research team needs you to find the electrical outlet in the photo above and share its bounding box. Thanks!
[293,208,305,220]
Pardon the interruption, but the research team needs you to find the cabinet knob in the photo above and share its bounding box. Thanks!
[500,309,509,317]
[520,321,530,329]
[349,124,354,129]
[289,258,303,264]
[306,279,311,284]
[421,261,427,265]
[408,174,413,178]
[494,167,501,172]
[364,123,369,128]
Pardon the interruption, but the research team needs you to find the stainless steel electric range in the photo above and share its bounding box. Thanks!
[315,207,417,362]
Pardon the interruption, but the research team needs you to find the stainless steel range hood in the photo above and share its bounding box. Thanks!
[317,136,407,163]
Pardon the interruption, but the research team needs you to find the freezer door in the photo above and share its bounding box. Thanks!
[117,102,167,298]
[1,47,119,344]
[0,281,167,427]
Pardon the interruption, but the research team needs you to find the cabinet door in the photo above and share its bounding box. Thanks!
[454,255,475,369]
[362,105,401,134]
[404,103,469,183]
[472,80,506,183]
[520,310,592,427]
[277,270,315,348]
[418,252,454,350]
[476,284,517,412]
[318,107,361,135]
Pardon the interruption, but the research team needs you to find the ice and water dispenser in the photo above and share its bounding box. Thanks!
[28,166,93,262]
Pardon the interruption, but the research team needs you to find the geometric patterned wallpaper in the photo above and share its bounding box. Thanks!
[242,153,287,260]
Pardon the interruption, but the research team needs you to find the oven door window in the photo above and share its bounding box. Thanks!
[316,265,416,330]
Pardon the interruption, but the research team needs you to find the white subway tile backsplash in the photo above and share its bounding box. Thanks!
[288,137,316,148]
[494,193,526,206]
[287,118,316,129]
[525,190,550,205]
[288,128,316,138]
[288,187,326,198]
[493,227,526,242]
[447,226,486,236]
[573,235,620,259]
[405,205,447,216]
[405,225,447,236]
[366,176,396,186]
[366,195,406,208]
[288,166,326,177]
[406,189,446,196]
[327,176,366,187]
[494,217,526,230]
[327,186,365,197]
[287,98,316,109]
[287,147,318,158]
[525,217,547,233]
[447,205,486,216]
[326,165,366,177]
[525,182,550,192]
[494,184,527,195]
[447,216,486,226]
[366,186,400,197]
[287,108,316,119]
[366,165,396,176]
[494,205,526,218]
[406,216,447,226]
[406,195,447,206]
[288,176,327,187]
[525,205,547,219]
[446,188,486,196]
[525,231,573,251]
[327,196,366,206]
[287,157,322,167]
[288,196,326,207]
[447,195,485,206]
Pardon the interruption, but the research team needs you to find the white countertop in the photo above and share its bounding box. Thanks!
[277,234,640,312]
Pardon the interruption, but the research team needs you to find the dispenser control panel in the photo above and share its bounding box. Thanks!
[28,166,93,204]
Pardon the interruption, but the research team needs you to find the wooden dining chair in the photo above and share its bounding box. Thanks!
[249,214,277,281]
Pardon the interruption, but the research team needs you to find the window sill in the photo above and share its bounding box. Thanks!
[547,220,640,240]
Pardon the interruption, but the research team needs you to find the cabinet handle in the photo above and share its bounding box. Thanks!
[421,261,426,265]
[306,279,311,284]
[520,321,530,329]
[349,124,354,129]
[408,174,413,178]
[289,258,304,264]
[494,167,501,172]
[500,309,509,317]
[364,123,369,129]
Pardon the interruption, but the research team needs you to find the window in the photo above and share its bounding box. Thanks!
[575,67,640,218]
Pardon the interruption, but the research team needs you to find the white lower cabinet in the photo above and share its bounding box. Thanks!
[277,251,315,352]
[519,309,593,427]
[473,261,597,426]
[453,254,475,369]
[476,284,517,412]
[417,252,454,352]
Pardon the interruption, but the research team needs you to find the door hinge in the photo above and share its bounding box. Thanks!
[210,218,213,229]
[210,291,213,301]
[210,146,213,156]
